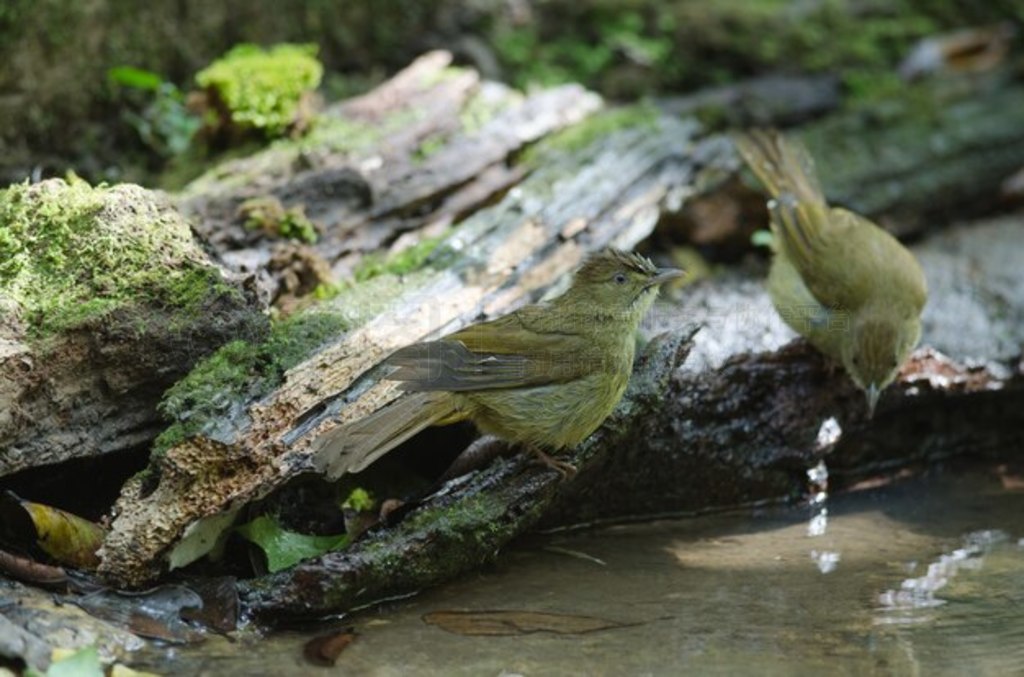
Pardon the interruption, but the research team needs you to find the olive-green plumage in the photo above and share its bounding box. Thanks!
[315,249,683,478]
[734,129,928,416]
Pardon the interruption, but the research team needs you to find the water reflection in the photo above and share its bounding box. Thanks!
[877,529,1010,614]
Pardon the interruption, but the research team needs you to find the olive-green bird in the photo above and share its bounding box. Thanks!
[313,249,683,479]
[734,129,927,416]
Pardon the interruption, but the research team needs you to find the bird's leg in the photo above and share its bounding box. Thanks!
[437,435,515,483]
[525,445,577,479]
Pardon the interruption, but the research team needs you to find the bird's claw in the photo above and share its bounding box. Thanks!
[528,447,577,480]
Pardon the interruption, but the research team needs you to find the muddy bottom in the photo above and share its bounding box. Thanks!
[135,464,1024,675]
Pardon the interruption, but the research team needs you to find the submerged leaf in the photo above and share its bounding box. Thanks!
[47,646,104,677]
[0,548,67,587]
[303,628,357,667]
[236,516,348,572]
[422,610,640,636]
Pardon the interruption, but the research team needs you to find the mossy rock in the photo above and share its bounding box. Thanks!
[0,177,267,476]
[0,177,252,337]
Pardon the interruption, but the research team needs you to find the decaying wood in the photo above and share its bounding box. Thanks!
[655,73,842,127]
[97,58,718,586]
[97,55,1024,596]
[178,51,602,283]
[801,76,1024,234]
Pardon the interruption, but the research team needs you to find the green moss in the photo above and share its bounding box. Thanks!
[459,87,521,135]
[293,115,381,155]
[239,196,318,244]
[0,178,237,336]
[353,233,448,283]
[179,109,411,200]
[412,133,448,163]
[154,310,348,454]
[418,64,473,89]
[195,43,323,137]
[519,103,658,167]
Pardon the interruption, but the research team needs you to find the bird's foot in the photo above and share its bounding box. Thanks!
[527,447,577,479]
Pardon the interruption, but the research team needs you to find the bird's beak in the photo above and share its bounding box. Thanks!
[650,267,685,287]
[865,383,881,419]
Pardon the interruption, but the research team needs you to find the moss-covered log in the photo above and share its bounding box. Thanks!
[0,179,266,477]
[801,76,1024,232]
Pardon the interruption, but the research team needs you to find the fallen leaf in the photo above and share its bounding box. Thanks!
[303,628,357,666]
[1,492,106,569]
[422,610,640,636]
[110,664,162,677]
[237,515,348,572]
[900,23,1016,80]
[0,548,67,588]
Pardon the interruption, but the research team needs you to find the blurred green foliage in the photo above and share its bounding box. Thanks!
[2,0,1020,184]
[108,66,200,158]
[490,0,1014,100]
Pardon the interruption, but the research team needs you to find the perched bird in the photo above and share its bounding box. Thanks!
[314,249,683,479]
[734,129,927,416]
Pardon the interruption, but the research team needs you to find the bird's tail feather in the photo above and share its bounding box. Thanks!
[733,129,826,208]
[312,391,463,479]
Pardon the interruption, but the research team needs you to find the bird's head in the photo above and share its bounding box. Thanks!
[842,312,921,417]
[560,249,684,326]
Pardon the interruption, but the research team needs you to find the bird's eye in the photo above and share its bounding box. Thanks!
[613,273,628,285]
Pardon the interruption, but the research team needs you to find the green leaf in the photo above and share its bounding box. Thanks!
[108,66,164,91]
[341,487,374,512]
[236,515,348,572]
[751,229,775,248]
[47,646,103,677]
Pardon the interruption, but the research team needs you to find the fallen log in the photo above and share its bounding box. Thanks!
[98,67,718,586]
[94,57,1024,602]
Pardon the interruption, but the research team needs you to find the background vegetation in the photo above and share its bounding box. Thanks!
[2,0,1019,186]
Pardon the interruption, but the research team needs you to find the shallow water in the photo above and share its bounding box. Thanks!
[137,465,1024,675]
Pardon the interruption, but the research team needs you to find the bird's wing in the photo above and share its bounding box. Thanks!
[387,310,600,391]
[772,201,927,313]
